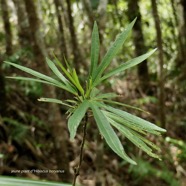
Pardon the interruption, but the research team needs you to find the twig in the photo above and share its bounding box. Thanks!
[73,113,88,186]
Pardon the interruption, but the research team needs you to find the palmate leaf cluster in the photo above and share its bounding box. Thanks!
[5,18,166,165]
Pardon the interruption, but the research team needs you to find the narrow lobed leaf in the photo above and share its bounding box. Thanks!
[53,56,84,95]
[129,129,161,151]
[90,21,100,78]
[101,99,150,114]
[46,58,71,85]
[104,110,163,135]
[94,92,119,100]
[93,18,137,85]
[107,116,160,159]
[6,76,76,94]
[5,61,61,85]
[100,48,157,83]
[64,56,73,73]
[90,87,101,98]
[68,100,89,140]
[104,110,149,135]
[6,76,56,85]
[72,69,84,95]
[46,58,78,94]
[90,102,136,165]
[38,98,73,108]
[93,101,164,135]
[53,55,77,85]
[103,104,166,133]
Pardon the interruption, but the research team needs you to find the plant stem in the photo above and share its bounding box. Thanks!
[72,113,88,186]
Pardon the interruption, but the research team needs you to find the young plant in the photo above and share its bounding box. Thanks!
[5,18,166,186]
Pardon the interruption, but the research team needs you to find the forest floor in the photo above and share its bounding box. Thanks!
[1,78,186,186]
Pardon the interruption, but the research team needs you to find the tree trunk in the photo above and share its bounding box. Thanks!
[65,0,83,72]
[180,0,186,72]
[151,0,166,128]
[12,0,30,47]
[181,0,186,41]
[0,0,12,116]
[0,0,13,55]
[112,0,123,27]
[23,0,71,181]
[54,0,68,60]
[127,0,150,92]
[0,61,6,117]
[170,0,186,66]
[82,0,94,28]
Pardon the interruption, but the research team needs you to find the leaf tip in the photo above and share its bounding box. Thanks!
[131,160,137,165]
[132,17,137,24]
[38,98,45,102]
[153,48,158,53]
[93,21,97,26]
[69,133,75,140]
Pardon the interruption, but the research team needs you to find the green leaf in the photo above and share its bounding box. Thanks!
[100,48,157,82]
[46,58,69,83]
[66,99,78,104]
[90,21,100,77]
[104,110,147,135]
[53,56,76,85]
[72,69,84,95]
[107,116,160,159]
[68,100,89,139]
[93,18,137,84]
[105,110,163,135]
[6,76,55,85]
[6,76,76,94]
[103,105,166,133]
[85,77,93,98]
[53,57,84,95]
[93,101,165,135]
[0,176,73,186]
[64,56,73,73]
[90,103,136,165]
[5,61,78,94]
[129,129,161,151]
[101,99,149,114]
[5,61,61,85]
[90,87,101,98]
[94,92,118,99]
[46,58,76,93]
[38,98,72,108]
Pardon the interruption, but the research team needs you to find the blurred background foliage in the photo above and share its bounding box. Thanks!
[0,0,186,185]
